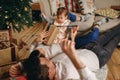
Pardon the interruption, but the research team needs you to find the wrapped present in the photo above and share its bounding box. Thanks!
[43,23,59,45]
[0,43,18,66]
[0,30,10,49]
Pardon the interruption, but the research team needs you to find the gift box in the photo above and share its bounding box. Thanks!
[0,43,18,66]
[0,43,18,78]
[0,30,10,49]
[43,24,59,45]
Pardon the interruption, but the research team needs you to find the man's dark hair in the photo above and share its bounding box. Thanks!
[22,50,50,80]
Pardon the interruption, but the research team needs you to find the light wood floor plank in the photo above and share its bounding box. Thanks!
[107,48,120,80]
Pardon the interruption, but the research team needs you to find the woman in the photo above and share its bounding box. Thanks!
[9,24,120,80]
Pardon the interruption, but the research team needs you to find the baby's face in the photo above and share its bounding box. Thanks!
[57,13,67,23]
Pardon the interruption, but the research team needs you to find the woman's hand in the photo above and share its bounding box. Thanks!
[9,64,21,77]
[71,26,78,42]
[34,31,49,43]
[60,39,86,69]
[60,39,76,57]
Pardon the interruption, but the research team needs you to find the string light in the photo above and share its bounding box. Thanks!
[0,0,32,32]
[24,7,28,11]
[5,15,8,19]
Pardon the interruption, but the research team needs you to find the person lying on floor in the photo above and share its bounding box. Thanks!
[9,23,120,80]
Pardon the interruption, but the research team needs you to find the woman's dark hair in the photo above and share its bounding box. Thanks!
[22,50,50,80]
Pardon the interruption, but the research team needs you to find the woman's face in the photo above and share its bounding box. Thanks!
[40,58,56,80]
[36,48,56,79]
[57,13,67,23]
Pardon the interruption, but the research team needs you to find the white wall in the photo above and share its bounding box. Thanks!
[94,0,120,8]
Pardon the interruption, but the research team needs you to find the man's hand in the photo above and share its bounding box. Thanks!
[9,64,21,77]
[34,31,49,43]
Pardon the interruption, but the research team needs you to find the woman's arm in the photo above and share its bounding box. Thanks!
[29,31,49,53]
[60,39,98,80]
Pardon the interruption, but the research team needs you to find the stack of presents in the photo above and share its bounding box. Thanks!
[0,28,18,78]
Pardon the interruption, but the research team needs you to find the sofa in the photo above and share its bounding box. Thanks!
[32,0,120,35]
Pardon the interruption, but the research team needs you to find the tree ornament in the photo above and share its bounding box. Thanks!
[15,24,19,27]
[5,11,8,13]
[23,18,26,20]
[16,8,19,11]
[18,14,21,17]
[24,7,28,11]
[26,21,29,23]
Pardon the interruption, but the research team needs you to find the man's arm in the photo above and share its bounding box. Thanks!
[60,39,98,80]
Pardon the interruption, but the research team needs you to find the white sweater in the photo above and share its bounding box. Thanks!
[30,43,99,80]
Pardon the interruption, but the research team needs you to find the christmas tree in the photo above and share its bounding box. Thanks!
[0,0,33,32]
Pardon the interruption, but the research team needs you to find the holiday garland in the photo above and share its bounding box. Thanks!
[0,0,33,32]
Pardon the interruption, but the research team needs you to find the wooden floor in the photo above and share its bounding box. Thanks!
[107,47,120,80]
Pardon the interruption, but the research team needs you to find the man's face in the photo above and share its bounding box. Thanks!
[57,13,67,23]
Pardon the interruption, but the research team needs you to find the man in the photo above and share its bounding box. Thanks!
[9,23,120,80]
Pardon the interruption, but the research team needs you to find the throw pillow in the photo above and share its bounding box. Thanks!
[76,0,95,14]
[94,8,120,19]
[65,0,78,12]
[49,0,65,16]
[72,0,77,12]
[65,0,73,12]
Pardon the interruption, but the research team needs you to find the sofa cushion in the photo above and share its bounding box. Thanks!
[94,16,120,32]
[65,0,73,12]
[94,8,120,19]
[72,0,78,12]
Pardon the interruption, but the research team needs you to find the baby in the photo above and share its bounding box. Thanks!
[53,7,71,43]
